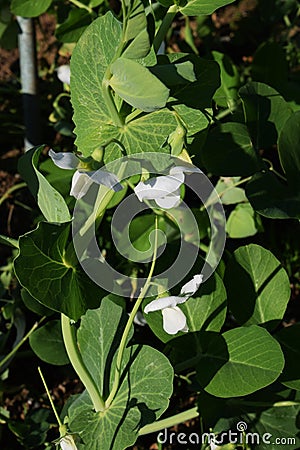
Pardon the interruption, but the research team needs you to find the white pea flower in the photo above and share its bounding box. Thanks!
[59,434,78,450]
[57,65,71,85]
[134,165,201,209]
[49,149,123,199]
[144,274,203,334]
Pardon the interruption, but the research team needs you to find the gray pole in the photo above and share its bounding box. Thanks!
[16,17,41,151]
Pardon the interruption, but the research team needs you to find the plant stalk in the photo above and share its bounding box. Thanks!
[153,4,178,53]
[139,406,199,435]
[102,77,124,127]
[0,318,44,369]
[69,0,93,13]
[38,367,63,428]
[61,314,105,412]
[105,217,159,407]
[0,182,27,207]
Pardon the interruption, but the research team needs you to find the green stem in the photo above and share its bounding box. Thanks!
[105,216,159,408]
[214,102,240,121]
[0,182,27,207]
[153,4,178,53]
[263,158,287,182]
[0,317,44,369]
[139,406,199,435]
[125,108,143,123]
[61,314,105,412]
[68,0,93,13]
[38,367,63,428]
[102,76,124,127]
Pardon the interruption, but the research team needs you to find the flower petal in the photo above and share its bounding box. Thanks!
[180,274,203,296]
[70,171,92,199]
[162,306,188,334]
[144,296,182,313]
[89,169,123,192]
[154,191,181,209]
[59,435,78,450]
[49,149,79,170]
[57,64,71,85]
[134,172,184,203]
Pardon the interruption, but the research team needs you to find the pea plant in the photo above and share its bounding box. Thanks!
[1,0,300,449]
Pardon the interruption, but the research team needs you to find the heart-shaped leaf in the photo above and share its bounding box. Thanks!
[196,325,284,397]
[14,222,103,320]
[224,244,290,329]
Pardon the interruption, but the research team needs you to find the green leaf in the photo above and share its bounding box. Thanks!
[21,288,54,316]
[71,12,121,156]
[179,0,235,16]
[39,158,74,199]
[153,53,220,109]
[29,320,69,366]
[239,82,292,149]
[276,324,300,390]
[113,214,171,263]
[246,171,300,219]
[11,0,51,17]
[145,273,227,343]
[122,28,151,60]
[196,325,285,397]
[226,203,259,238]
[55,9,94,43]
[18,146,71,223]
[172,103,210,136]
[71,13,176,157]
[109,58,169,112]
[212,51,240,109]
[14,222,104,320]
[104,110,177,161]
[68,299,173,449]
[8,409,51,448]
[201,122,264,176]
[278,111,300,193]
[215,177,247,205]
[247,403,300,450]
[224,244,290,329]
[124,0,147,42]
[165,55,220,109]
[0,235,19,248]
[151,59,197,86]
